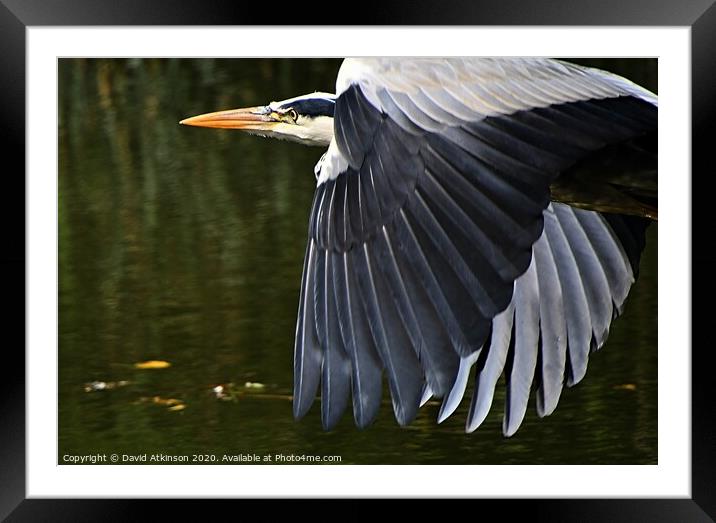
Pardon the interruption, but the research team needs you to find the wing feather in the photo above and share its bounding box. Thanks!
[292,239,322,419]
[332,250,383,428]
[532,230,568,418]
[503,257,540,437]
[542,208,593,386]
[467,302,515,432]
[321,251,351,430]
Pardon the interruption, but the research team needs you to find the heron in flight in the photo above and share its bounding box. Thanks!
[181,58,657,436]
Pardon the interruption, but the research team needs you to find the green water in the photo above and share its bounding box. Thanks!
[58,58,657,465]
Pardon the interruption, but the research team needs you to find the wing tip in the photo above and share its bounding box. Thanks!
[293,396,315,421]
[465,406,489,433]
[502,421,520,438]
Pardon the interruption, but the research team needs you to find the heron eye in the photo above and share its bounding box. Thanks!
[288,109,298,122]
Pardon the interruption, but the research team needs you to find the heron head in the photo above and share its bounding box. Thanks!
[180,92,336,147]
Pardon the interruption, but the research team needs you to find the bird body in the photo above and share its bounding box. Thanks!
[181,57,657,436]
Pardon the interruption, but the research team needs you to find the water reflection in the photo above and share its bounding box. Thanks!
[59,58,657,464]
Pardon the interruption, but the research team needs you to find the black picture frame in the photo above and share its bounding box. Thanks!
[3,0,711,519]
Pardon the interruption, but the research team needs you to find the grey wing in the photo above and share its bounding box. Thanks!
[294,57,655,433]
[463,204,650,436]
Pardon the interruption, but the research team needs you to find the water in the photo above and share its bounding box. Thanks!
[58,58,657,464]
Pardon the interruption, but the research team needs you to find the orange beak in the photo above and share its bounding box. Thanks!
[179,106,277,130]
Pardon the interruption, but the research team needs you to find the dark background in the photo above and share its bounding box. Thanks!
[58,58,657,465]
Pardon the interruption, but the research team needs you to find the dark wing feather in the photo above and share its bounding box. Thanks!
[319,251,351,430]
[332,249,383,428]
[292,238,322,419]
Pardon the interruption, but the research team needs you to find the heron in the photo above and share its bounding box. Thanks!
[180,58,657,437]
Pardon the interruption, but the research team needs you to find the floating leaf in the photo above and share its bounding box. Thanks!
[167,404,186,411]
[613,383,637,391]
[151,396,182,406]
[135,396,184,409]
[133,360,171,370]
[244,382,265,389]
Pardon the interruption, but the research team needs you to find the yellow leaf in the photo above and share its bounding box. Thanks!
[134,360,171,370]
[152,396,181,406]
[168,404,186,411]
[613,383,637,391]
